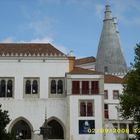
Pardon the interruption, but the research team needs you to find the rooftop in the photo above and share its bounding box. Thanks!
[0,43,66,57]
[104,74,123,84]
[68,67,101,75]
[75,56,96,65]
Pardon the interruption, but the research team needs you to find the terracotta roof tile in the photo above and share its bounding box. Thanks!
[68,67,102,75]
[104,74,123,84]
[0,43,65,57]
[75,56,96,65]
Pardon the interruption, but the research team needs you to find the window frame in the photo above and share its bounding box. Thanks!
[104,104,109,119]
[104,90,108,99]
[79,100,94,117]
[0,78,14,98]
[113,90,119,100]
[72,80,100,95]
[24,77,40,98]
[72,81,80,95]
[49,77,65,98]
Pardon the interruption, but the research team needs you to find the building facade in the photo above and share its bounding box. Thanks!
[0,4,132,140]
[0,44,104,140]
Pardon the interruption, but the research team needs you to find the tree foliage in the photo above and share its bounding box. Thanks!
[0,104,19,140]
[120,44,140,120]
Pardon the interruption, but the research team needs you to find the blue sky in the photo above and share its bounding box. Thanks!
[0,0,140,66]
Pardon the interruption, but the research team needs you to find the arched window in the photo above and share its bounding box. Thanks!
[47,119,64,139]
[32,80,38,94]
[57,80,63,94]
[11,120,32,139]
[7,80,13,97]
[0,80,6,97]
[51,80,56,94]
[25,80,31,94]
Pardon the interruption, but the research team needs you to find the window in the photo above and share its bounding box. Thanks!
[113,90,119,99]
[7,80,13,97]
[32,80,38,94]
[72,81,99,95]
[82,81,89,94]
[129,123,134,134]
[51,80,56,94]
[104,66,108,73]
[80,100,94,117]
[104,104,109,119]
[91,81,99,94]
[24,78,39,96]
[57,80,63,94]
[72,81,80,94]
[50,78,64,95]
[25,80,31,94]
[0,78,14,98]
[104,90,108,99]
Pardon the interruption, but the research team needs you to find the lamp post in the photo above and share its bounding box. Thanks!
[40,107,52,140]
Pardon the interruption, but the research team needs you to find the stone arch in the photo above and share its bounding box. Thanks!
[46,116,66,139]
[9,116,33,139]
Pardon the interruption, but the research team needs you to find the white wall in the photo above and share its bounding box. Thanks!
[69,95,104,140]
[104,83,123,120]
[0,58,69,139]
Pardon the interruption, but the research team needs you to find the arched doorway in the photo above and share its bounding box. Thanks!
[47,118,64,139]
[10,118,32,139]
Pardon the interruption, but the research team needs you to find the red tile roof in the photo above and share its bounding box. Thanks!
[104,74,123,84]
[75,56,96,65]
[68,67,102,75]
[0,43,65,57]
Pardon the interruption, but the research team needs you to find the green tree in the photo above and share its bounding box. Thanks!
[0,104,19,140]
[120,43,140,138]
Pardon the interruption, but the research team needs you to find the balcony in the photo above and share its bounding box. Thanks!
[72,88,99,95]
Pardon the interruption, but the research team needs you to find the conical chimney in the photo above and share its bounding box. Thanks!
[95,5,127,75]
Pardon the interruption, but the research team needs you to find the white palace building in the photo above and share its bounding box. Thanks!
[0,5,133,140]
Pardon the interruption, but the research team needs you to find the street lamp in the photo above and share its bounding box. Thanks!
[40,107,52,140]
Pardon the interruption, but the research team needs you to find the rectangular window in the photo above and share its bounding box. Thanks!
[91,81,99,94]
[80,102,86,116]
[104,90,108,99]
[72,81,80,94]
[104,104,109,119]
[24,78,39,97]
[113,90,119,99]
[80,100,94,117]
[0,78,14,98]
[82,81,89,94]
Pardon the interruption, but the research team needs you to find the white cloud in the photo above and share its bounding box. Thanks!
[95,4,104,18]
[28,17,52,36]
[2,37,13,43]
[109,0,140,25]
[22,37,53,43]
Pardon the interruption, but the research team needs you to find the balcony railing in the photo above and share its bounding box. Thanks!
[72,88,99,95]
